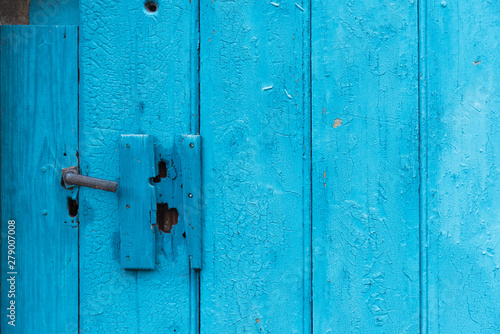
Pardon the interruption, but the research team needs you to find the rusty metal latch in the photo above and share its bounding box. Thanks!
[62,166,118,193]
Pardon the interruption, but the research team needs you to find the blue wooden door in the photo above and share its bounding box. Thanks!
[2,0,499,333]
[311,1,420,331]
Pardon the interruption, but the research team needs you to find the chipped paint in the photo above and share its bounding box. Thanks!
[295,2,305,11]
[3,0,495,332]
[78,0,195,330]
[333,118,342,128]
[200,0,310,331]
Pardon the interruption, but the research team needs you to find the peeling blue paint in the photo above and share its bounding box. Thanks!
[1,0,498,332]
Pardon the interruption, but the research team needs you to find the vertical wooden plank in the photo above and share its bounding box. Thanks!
[79,0,197,331]
[200,0,311,332]
[182,135,202,270]
[1,25,78,333]
[425,1,500,332]
[119,135,156,269]
[0,1,29,25]
[311,1,420,332]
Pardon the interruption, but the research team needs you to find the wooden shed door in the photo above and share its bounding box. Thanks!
[2,0,499,333]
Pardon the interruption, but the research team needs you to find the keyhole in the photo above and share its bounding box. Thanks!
[67,197,79,218]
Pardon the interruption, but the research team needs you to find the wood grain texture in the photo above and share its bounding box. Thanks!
[0,25,79,333]
[199,0,312,332]
[424,1,500,332]
[182,135,202,270]
[119,135,156,269]
[79,0,198,331]
[311,1,420,332]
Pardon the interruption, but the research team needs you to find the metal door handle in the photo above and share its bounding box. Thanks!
[62,166,118,193]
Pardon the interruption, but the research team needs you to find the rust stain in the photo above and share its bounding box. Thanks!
[256,319,260,323]
[323,171,326,178]
[333,118,342,128]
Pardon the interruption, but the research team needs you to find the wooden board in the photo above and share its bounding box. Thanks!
[199,0,312,332]
[182,135,202,270]
[119,135,156,269]
[0,25,79,333]
[311,1,420,332]
[0,2,494,332]
[78,0,198,331]
[423,1,500,332]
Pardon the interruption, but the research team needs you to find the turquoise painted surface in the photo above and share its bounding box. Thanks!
[119,135,156,269]
[199,0,312,332]
[1,25,79,333]
[423,0,500,332]
[29,0,79,25]
[182,135,202,270]
[0,1,498,333]
[78,0,198,331]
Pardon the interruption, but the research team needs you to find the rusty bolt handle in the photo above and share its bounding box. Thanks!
[62,166,118,193]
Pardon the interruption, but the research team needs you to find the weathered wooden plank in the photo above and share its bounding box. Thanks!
[0,25,78,333]
[311,1,420,332]
[182,135,202,270]
[199,0,312,332]
[29,0,79,25]
[424,1,500,332]
[79,0,197,330]
[119,135,156,269]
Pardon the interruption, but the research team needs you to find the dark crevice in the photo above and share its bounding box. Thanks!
[152,160,167,183]
[156,203,178,233]
[67,197,79,217]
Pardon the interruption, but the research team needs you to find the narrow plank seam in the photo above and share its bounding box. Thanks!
[418,0,429,333]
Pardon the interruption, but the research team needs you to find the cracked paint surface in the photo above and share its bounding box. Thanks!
[312,1,420,332]
[79,0,197,332]
[200,0,311,332]
[425,0,500,332]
